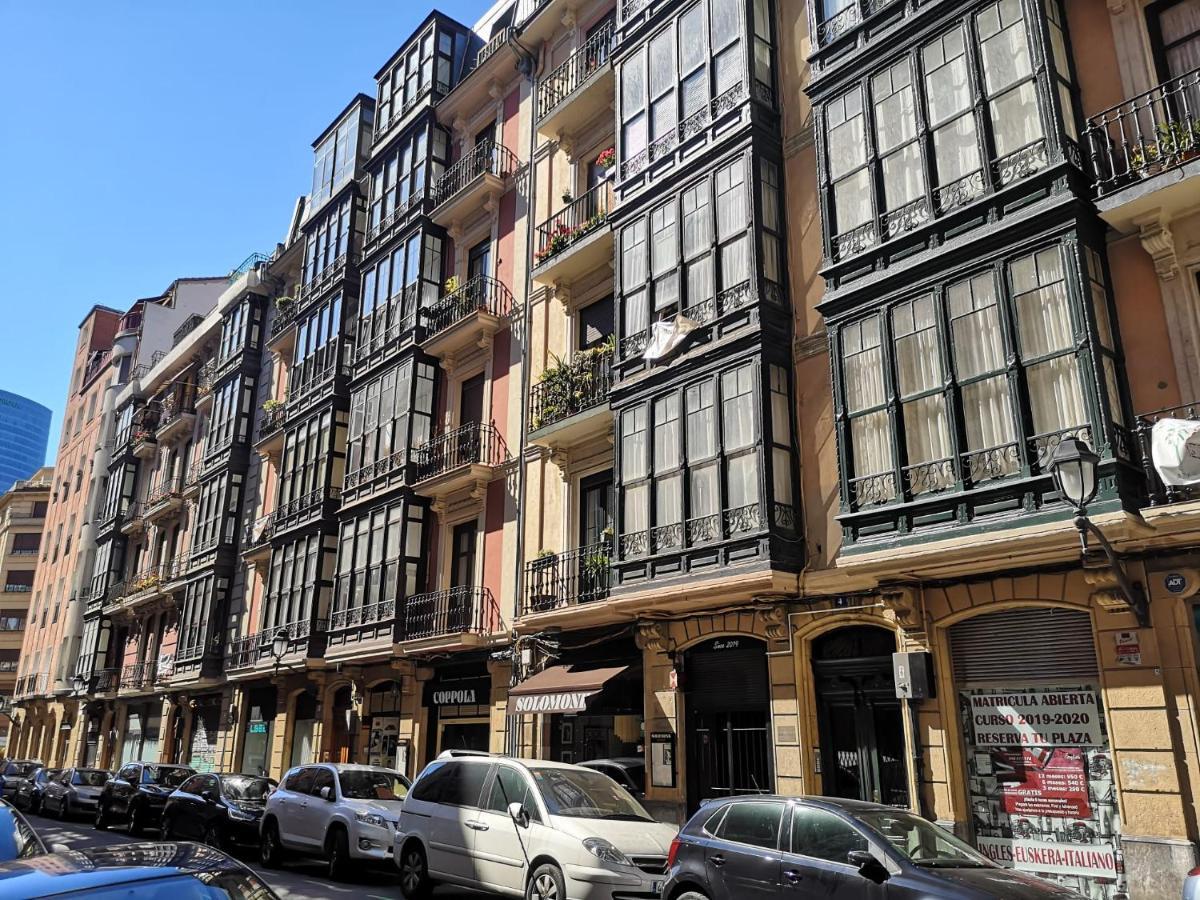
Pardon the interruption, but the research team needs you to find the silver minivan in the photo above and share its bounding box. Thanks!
[394,752,678,900]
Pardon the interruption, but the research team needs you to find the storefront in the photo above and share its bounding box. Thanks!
[119,703,162,765]
[423,659,494,763]
[239,685,276,777]
[81,706,103,767]
[363,680,408,773]
[186,694,223,772]
[290,690,317,769]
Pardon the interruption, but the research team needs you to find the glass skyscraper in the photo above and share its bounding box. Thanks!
[0,390,51,489]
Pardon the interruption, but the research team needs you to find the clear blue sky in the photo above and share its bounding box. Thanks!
[0,0,486,461]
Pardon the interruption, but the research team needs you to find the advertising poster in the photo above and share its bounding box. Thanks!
[961,685,1124,900]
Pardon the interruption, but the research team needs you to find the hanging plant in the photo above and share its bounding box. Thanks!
[595,147,615,170]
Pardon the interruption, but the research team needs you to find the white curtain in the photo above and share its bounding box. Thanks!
[689,465,719,517]
[950,276,1017,465]
[727,454,759,509]
[1028,356,1087,434]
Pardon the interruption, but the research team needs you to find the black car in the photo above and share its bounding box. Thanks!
[665,796,1086,900]
[0,800,48,862]
[0,761,41,801]
[162,773,276,849]
[41,767,110,819]
[0,841,280,899]
[95,761,195,835]
[12,767,59,815]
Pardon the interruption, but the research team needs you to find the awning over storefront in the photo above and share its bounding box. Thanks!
[506,665,628,715]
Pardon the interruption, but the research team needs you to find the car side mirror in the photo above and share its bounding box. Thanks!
[847,850,887,881]
[49,843,71,854]
[319,786,334,802]
[507,801,530,827]
[201,790,217,804]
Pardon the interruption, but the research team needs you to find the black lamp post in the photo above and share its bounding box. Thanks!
[270,628,290,675]
[1049,437,1149,627]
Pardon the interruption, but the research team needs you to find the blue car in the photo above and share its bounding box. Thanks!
[0,841,278,899]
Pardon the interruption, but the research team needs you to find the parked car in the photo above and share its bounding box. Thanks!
[0,799,49,861]
[260,762,409,880]
[580,757,646,796]
[11,767,60,815]
[163,772,276,850]
[665,795,1086,900]
[394,751,678,900]
[0,841,280,899]
[40,767,110,819]
[0,761,42,800]
[94,761,195,835]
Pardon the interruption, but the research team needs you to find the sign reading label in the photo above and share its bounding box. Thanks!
[969,690,1102,747]
[248,722,268,734]
[1165,573,1188,593]
[976,837,1118,880]
[996,748,1091,818]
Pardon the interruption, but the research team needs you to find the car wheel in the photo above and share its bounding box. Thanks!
[204,823,223,850]
[398,842,432,900]
[128,802,145,836]
[260,819,285,868]
[94,802,109,830]
[326,827,351,882]
[528,863,566,900]
[676,892,710,900]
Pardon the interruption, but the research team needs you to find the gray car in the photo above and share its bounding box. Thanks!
[0,762,42,801]
[41,768,110,819]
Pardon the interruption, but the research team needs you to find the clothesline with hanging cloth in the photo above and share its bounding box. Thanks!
[1151,418,1200,486]
[505,665,628,715]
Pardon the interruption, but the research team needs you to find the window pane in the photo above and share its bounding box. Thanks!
[949,274,1005,378]
[1103,357,1126,427]
[1027,356,1087,434]
[622,56,645,116]
[933,115,982,186]
[1012,248,1071,357]
[717,801,784,850]
[716,159,746,241]
[686,382,716,460]
[621,406,648,479]
[682,185,712,257]
[650,31,674,97]
[892,296,941,398]
[689,463,719,517]
[720,235,749,288]
[721,366,755,451]
[923,29,970,124]
[622,221,648,290]
[624,483,649,534]
[977,1,1031,94]
[791,806,868,861]
[844,318,885,413]
[652,204,678,276]
[654,396,680,470]
[656,473,682,525]
[961,376,1017,456]
[827,90,865,179]
[990,81,1043,157]
[727,453,759,509]
[851,411,895,481]
[834,169,872,231]
[873,62,916,153]
[881,144,925,210]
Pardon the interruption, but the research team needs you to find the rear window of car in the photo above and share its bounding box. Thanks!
[283,768,315,794]
[75,769,109,787]
[715,801,786,850]
[409,761,489,807]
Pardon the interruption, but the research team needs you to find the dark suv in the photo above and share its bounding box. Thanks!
[94,762,194,835]
[665,796,1085,900]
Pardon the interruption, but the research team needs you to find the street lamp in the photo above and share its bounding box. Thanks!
[270,628,290,675]
[1048,437,1150,626]
[70,674,87,697]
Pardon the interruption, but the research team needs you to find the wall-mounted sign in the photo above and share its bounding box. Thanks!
[424,677,491,708]
[650,732,675,788]
[968,689,1103,748]
[1114,631,1141,666]
[248,722,268,734]
[1164,573,1188,594]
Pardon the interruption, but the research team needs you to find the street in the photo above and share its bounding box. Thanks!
[23,810,492,900]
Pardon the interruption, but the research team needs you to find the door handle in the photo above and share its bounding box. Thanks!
[466,820,490,831]
[710,854,726,867]
[783,870,802,884]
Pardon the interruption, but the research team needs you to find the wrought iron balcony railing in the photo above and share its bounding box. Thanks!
[536,21,614,121]
[1087,66,1200,196]
[145,477,183,511]
[618,500,793,558]
[432,141,519,207]
[94,668,120,693]
[424,275,513,336]
[258,403,287,440]
[228,615,329,670]
[264,486,342,535]
[1136,401,1200,506]
[415,423,505,481]
[529,346,612,432]
[404,586,499,640]
[330,598,397,631]
[120,663,147,690]
[534,181,613,267]
[521,540,612,616]
[271,300,299,337]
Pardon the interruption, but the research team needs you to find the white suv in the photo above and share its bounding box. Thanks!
[259,762,410,880]
[394,751,678,900]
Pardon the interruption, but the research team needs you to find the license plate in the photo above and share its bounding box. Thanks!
[652,882,663,896]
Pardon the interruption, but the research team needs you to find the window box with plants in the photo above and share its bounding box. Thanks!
[529,336,615,431]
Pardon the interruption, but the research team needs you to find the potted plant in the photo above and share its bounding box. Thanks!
[596,147,615,177]
[275,295,296,309]
[262,399,285,413]
[444,275,460,294]
[561,188,574,204]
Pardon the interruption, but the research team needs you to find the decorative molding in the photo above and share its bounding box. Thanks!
[880,586,922,632]
[793,332,829,360]
[634,621,671,653]
[1106,0,1128,13]
[756,605,788,641]
[1135,214,1179,280]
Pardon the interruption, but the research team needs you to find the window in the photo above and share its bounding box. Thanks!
[0,614,23,631]
[1149,0,1200,82]
[790,805,868,862]
[409,761,490,806]
[484,767,540,820]
[310,768,335,797]
[346,358,435,485]
[836,240,1117,512]
[333,499,424,623]
[284,768,316,794]
[206,375,254,456]
[368,125,449,239]
[359,233,444,355]
[192,471,242,555]
[217,299,257,367]
[376,25,455,133]
[311,107,363,209]
[263,533,323,633]
[4,571,34,592]
[715,800,785,850]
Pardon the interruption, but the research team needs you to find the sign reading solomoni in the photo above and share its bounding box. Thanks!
[508,690,597,715]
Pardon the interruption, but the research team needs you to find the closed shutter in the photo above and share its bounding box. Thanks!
[687,645,769,711]
[950,607,1097,684]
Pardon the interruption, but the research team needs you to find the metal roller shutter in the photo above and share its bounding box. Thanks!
[687,646,770,711]
[950,607,1097,684]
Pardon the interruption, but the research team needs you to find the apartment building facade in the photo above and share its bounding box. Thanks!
[0,468,51,750]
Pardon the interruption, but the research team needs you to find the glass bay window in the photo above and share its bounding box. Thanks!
[358,230,444,357]
[344,356,436,490]
[331,499,427,632]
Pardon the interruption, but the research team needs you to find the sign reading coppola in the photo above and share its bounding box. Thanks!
[507,690,597,714]
[424,677,491,708]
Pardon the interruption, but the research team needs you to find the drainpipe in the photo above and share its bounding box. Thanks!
[505,30,540,758]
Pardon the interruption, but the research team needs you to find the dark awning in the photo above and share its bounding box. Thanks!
[506,665,628,715]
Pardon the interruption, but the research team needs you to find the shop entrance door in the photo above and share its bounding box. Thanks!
[685,636,772,812]
[439,720,490,753]
[812,626,908,807]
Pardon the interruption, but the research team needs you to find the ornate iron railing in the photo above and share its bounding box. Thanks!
[529,348,612,431]
[330,599,397,631]
[1136,401,1200,505]
[432,141,519,207]
[226,635,258,670]
[620,502,768,558]
[299,251,354,301]
[534,181,613,267]
[258,403,287,441]
[1087,65,1200,196]
[94,668,120,693]
[424,274,513,336]
[537,21,614,120]
[521,540,612,616]
[120,663,146,690]
[404,586,499,640]
[415,423,506,481]
[271,301,299,337]
[145,477,183,511]
[264,486,341,535]
[228,251,269,282]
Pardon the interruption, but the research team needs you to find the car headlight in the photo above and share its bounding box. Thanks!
[583,838,633,867]
[227,804,259,821]
[355,812,388,828]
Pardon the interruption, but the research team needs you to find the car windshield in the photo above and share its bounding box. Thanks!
[857,810,992,868]
[222,776,274,801]
[529,767,652,821]
[338,770,408,801]
[143,766,193,788]
[72,769,109,787]
[5,763,37,779]
[0,806,45,861]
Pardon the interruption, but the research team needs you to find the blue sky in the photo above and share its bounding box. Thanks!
[0,0,486,462]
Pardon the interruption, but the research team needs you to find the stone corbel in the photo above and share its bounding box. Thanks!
[561,7,577,29]
[557,133,575,164]
[452,116,469,143]
[1134,213,1178,281]
[880,586,923,632]
[470,478,489,501]
[549,446,570,470]
[447,222,464,243]
[756,605,788,641]
[634,621,672,653]
[488,81,504,102]
[551,279,573,307]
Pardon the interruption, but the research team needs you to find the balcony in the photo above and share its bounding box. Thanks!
[400,586,500,653]
[1086,66,1200,231]
[226,616,329,674]
[143,478,184,524]
[532,181,614,285]
[421,275,513,368]
[118,503,144,536]
[119,663,149,693]
[255,402,287,456]
[131,429,158,460]
[2,507,45,527]
[264,486,342,539]
[268,299,300,354]
[528,346,613,452]
[155,398,196,445]
[240,515,272,563]
[14,672,48,699]
[536,22,615,141]
[329,598,396,633]
[1136,402,1200,507]
[105,560,187,614]
[520,540,612,618]
[413,423,507,502]
[195,364,214,408]
[286,356,349,413]
[93,667,120,695]
[181,463,203,500]
[298,252,355,306]
[430,141,519,230]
